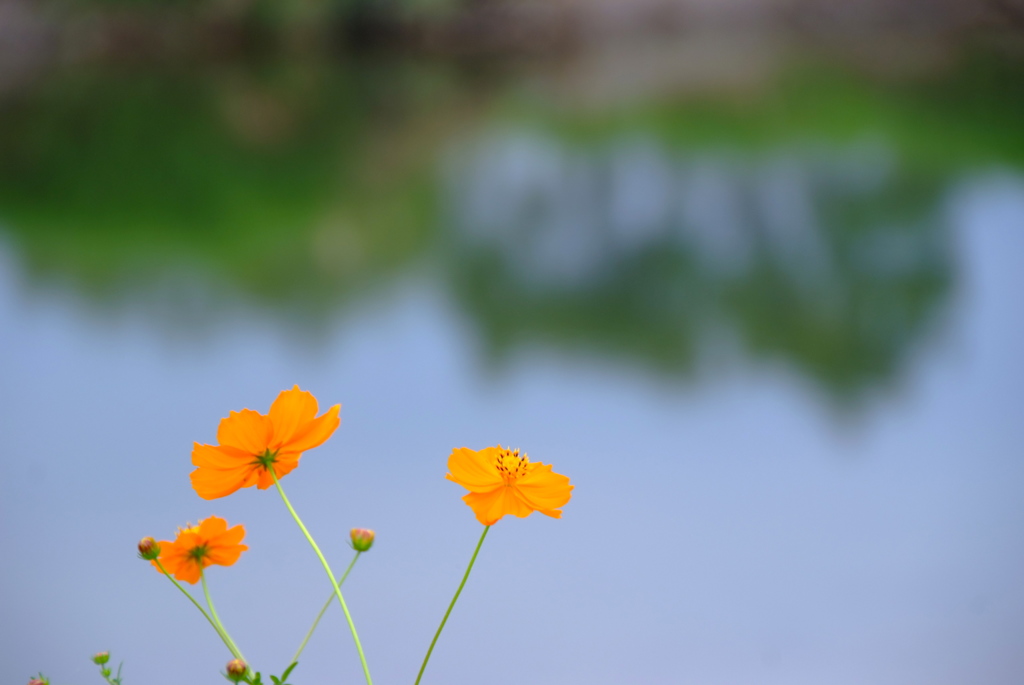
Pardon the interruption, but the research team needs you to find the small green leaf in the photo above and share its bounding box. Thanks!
[280,663,298,682]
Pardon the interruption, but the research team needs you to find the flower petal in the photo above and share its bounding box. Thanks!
[190,465,259,500]
[175,560,202,585]
[206,523,248,567]
[513,463,573,514]
[463,486,533,525]
[198,516,229,538]
[191,443,252,469]
[255,469,274,489]
[211,522,246,547]
[447,447,503,493]
[268,386,320,449]
[283,404,341,454]
[216,409,273,455]
[205,542,248,567]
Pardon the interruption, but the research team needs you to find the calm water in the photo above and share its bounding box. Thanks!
[1,43,1024,685]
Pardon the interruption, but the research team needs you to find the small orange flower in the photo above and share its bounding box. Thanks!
[152,516,248,584]
[190,386,341,500]
[446,446,573,525]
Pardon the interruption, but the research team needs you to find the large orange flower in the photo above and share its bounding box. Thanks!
[190,386,341,500]
[446,446,573,525]
[152,516,248,584]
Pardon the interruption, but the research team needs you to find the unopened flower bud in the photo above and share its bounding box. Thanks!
[92,652,110,665]
[350,528,375,552]
[28,678,47,685]
[226,659,247,681]
[137,537,161,560]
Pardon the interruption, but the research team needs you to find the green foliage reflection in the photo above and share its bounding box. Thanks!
[0,50,1021,397]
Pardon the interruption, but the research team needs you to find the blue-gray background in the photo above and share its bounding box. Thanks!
[2,5,1024,684]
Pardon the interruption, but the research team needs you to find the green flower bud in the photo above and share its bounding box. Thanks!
[92,652,110,665]
[137,537,161,561]
[226,659,247,682]
[350,528,375,552]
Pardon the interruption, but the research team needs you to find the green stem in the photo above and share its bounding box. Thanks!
[155,560,239,659]
[201,569,248,667]
[97,661,122,685]
[291,552,362,665]
[414,525,490,685]
[271,468,373,685]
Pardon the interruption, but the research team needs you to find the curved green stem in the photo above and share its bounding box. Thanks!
[414,525,490,685]
[201,570,248,667]
[291,552,362,665]
[95,658,123,685]
[155,560,239,659]
[271,468,373,685]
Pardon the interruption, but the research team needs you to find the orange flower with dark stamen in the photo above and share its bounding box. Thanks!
[190,386,341,500]
[446,445,573,525]
[152,516,248,584]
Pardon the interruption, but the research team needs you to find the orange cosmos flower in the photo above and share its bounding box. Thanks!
[446,445,573,525]
[152,516,248,584]
[190,386,341,500]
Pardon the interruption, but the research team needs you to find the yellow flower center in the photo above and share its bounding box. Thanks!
[494,447,529,485]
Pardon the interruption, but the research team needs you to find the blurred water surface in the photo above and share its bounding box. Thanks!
[1,32,1024,685]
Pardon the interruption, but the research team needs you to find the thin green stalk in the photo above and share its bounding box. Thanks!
[96,660,123,685]
[291,552,362,665]
[201,570,248,666]
[414,525,490,685]
[155,560,239,659]
[271,468,374,685]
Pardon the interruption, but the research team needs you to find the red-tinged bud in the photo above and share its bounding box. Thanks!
[226,659,247,681]
[28,679,47,685]
[137,537,160,560]
[92,652,110,665]
[350,528,375,552]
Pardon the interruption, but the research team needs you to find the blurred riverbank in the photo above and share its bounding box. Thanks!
[2,0,1024,403]
[2,0,1024,91]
